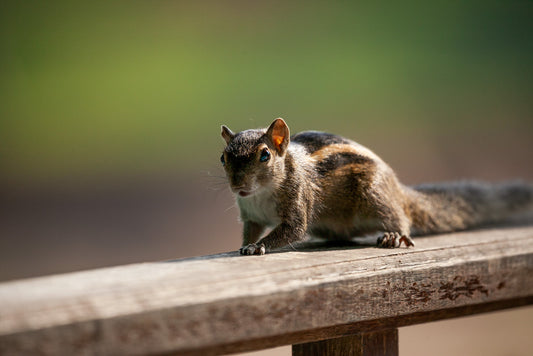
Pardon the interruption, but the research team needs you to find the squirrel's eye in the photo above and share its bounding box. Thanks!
[259,148,270,163]
[220,154,225,166]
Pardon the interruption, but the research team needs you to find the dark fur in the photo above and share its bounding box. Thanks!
[292,131,352,153]
[221,119,533,255]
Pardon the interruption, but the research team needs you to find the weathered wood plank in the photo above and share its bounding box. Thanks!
[292,329,398,356]
[1,225,532,355]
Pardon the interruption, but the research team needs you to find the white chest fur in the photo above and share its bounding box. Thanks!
[237,188,281,226]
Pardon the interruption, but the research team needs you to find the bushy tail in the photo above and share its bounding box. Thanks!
[406,180,533,235]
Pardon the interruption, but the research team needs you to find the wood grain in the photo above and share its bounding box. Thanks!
[1,225,532,355]
[293,329,398,356]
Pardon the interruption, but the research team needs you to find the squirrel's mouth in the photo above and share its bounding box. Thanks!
[238,190,252,197]
[232,184,258,197]
[236,188,257,197]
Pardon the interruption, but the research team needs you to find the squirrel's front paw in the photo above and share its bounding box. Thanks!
[239,243,266,255]
[377,232,415,248]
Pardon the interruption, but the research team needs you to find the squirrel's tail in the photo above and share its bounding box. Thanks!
[406,180,533,235]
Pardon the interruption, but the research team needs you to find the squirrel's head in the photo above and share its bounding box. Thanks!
[220,118,290,198]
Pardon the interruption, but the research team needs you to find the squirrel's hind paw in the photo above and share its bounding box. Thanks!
[377,232,415,248]
[239,243,266,255]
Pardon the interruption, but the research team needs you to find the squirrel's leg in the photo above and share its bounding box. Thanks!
[240,221,307,255]
[242,220,266,246]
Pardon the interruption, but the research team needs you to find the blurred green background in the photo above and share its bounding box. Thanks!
[1,2,532,355]
[2,1,531,185]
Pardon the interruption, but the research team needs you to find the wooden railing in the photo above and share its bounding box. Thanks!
[1,225,532,355]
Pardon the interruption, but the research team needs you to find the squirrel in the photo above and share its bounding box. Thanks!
[220,118,533,255]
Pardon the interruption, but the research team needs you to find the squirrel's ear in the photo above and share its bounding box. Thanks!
[266,118,290,154]
[221,125,235,144]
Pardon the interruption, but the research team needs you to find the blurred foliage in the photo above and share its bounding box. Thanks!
[1,1,531,183]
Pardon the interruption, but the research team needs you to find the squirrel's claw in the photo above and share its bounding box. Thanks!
[377,232,415,248]
[239,243,266,255]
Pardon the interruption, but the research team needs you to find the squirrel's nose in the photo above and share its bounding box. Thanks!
[231,173,246,187]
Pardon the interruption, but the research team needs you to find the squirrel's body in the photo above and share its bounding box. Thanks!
[220,119,533,255]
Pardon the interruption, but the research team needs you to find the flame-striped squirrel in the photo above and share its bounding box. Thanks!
[220,118,533,255]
